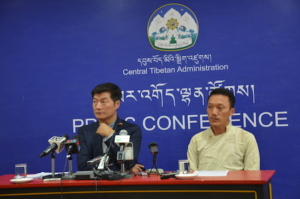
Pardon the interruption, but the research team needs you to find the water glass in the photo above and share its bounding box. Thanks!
[178,159,190,174]
[14,163,27,179]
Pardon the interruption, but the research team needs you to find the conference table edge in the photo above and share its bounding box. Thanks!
[0,170,276,189]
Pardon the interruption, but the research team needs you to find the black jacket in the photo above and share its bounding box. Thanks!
[77,117,142,171]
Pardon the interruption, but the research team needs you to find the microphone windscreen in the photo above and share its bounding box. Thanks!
[62,134,69,140]
[119,129,128,135]
[148,142,158,148]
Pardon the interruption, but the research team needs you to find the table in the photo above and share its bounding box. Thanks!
[0,170,275,199]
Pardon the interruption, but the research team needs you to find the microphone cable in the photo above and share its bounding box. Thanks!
[101,122,123,170]
[93,122,123,194]
[58,143,71,199]
[106,123,123,152]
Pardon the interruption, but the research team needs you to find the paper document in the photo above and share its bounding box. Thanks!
[27,172,68,179]
[194,170,229,176]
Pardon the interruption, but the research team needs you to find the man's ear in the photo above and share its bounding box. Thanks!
[230,107,235,116]
[114,100,121,110]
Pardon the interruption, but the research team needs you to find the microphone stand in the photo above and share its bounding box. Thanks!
[117,145,132,179]
[42,152,63,179]
[61,153,76,180]
[120,161,126,173]
[51,152,55,177]
[148,153,159,177]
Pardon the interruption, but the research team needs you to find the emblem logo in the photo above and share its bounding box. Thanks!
[147,3,199,51]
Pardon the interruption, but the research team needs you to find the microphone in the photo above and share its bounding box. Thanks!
[40,134,69,158]
[65,135,80,155]
[115,129,129,163]
[87,155,103,165]
[148,142,158,155]
[115,129,130,148]
[98,122,123,170]
[120,129,128,135]
[147,142,160,176]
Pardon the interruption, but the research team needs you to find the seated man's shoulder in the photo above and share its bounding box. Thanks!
[79,121,98,131]
[191,128,210,140]
[120,119,141,131]
[231,125,256,139]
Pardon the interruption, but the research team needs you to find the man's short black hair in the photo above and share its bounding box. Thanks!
[91,83,122,102]
[208,88,235,108]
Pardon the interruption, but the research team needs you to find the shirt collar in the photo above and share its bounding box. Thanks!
[108,120,116,128]
[209,122,232,136]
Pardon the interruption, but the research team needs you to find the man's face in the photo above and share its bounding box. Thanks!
[92,92,120,124]
[207,94,235,131]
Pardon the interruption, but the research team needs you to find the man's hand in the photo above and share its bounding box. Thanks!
[96,123,114,137]
[131,164,145,173]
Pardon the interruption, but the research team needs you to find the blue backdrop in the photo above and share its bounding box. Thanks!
[0,1,299,198]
